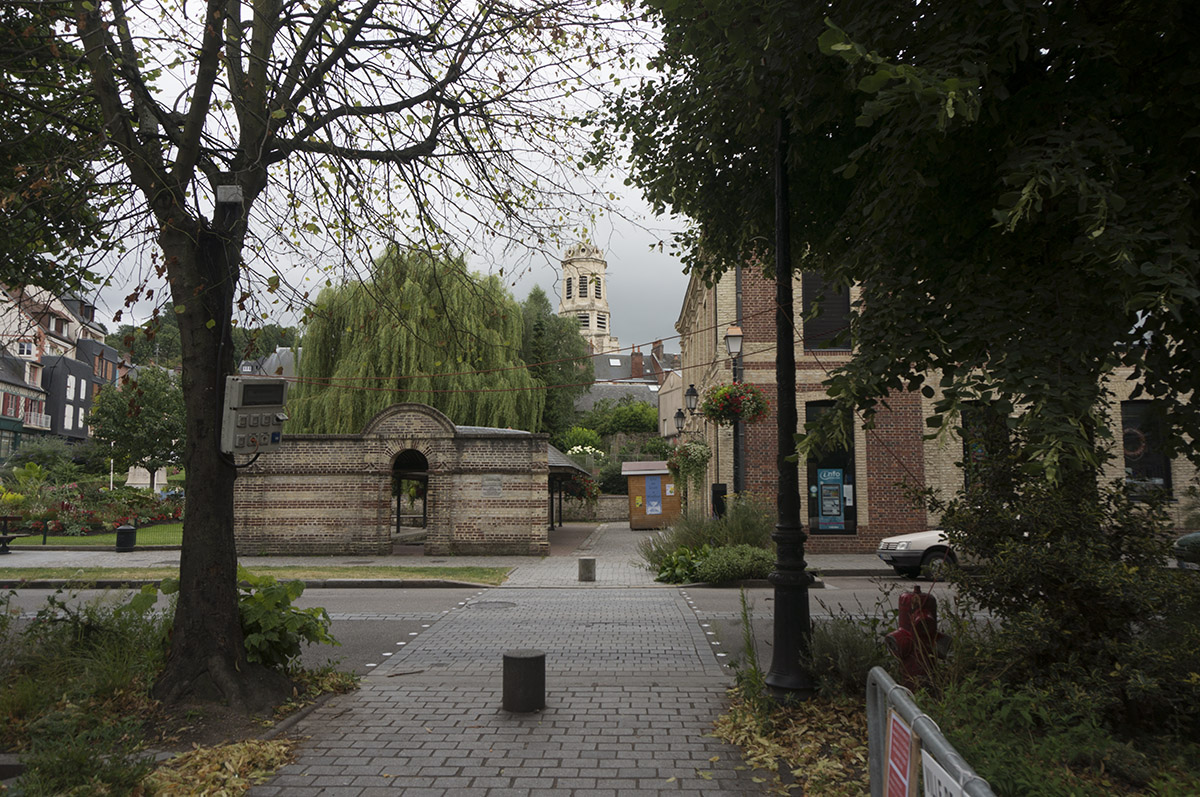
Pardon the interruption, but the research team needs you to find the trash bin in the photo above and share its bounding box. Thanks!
[115,524,137,552]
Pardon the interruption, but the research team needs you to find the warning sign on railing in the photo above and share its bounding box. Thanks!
[887,710,917,797]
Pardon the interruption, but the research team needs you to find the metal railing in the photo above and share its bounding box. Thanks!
[23,411,50,429]
[867,666,995,796]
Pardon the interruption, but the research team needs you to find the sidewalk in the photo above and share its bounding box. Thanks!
[0,523,891,583]
[246,523,768,796]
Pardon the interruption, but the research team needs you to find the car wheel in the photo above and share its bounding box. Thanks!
[920,550,955,581]
[894,566,920,579]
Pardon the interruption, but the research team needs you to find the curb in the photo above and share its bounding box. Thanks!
[0,578,497,590]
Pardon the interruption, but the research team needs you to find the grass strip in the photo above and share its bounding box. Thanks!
[0,564,510,585]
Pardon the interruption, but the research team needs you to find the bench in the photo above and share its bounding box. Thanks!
[0,533,30,554]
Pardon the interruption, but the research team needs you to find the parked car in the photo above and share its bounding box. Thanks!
[1174,532,1200,570]
[876,529,957,579]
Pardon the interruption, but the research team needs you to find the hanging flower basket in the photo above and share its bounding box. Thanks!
[699,382,769,426]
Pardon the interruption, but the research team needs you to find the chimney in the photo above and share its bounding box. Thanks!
[630,348,644,379]
[650,340,664,381]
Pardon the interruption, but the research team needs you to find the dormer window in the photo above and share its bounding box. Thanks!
[53,317,68,336]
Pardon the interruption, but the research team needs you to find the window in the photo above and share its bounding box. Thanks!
[608,358,621,367]
[805,401,856,534]
[27,363,41,388]
[78,407,86,431]
[802,273,851,351]
[16,341,33,358]
[597,314,607,330]
[577,313,590,328]
[566,277,573,299]
[579,275,589,297]
[595,279,602,299]
[79,380,89,401]
[66,375,75,399]
[960,404,1010,490]
[1122,401,1171,499]
[53,317,67,335]
[2,394,19,418]
[64,406,73,430]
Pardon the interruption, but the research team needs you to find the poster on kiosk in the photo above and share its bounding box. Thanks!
[817,468,845,531]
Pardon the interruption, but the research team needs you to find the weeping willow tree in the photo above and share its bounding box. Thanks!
[289,248,545,434]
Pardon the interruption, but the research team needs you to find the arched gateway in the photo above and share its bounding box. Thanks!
[233,403,552,556]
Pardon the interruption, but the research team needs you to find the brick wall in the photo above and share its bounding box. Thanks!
[234,403,550,556]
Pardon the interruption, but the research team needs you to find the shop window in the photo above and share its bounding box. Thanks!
[1122,401,1172,499]
[805,401,856,534]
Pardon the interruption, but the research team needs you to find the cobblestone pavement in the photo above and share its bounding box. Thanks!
[248,524,768,796]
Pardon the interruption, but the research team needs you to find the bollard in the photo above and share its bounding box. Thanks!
[503,649,545,712]
[115,524,137,553]
[578,557,596,582]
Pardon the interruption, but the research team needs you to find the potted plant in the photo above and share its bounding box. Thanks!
[699,382,769,426]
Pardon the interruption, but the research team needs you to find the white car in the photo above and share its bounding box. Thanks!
[876,529,957,579]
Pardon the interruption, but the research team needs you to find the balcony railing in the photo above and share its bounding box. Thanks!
[24,412,50,430]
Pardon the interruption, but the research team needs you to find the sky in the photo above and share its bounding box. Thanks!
[91,193,693,357]
[505,209,691,356]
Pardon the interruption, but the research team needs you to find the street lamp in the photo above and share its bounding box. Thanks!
[674,408,686,434]
[684,383,699,414]
[724,326,745,497]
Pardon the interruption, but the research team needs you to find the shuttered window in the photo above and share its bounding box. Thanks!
[802,273,851,351]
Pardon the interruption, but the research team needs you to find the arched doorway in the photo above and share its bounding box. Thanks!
[393,449,429,532]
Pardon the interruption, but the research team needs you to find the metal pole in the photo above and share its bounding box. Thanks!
[765,112,816,699]
[733,264,745,497]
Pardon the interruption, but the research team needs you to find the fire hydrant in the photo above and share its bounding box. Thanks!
[885,585,947,683]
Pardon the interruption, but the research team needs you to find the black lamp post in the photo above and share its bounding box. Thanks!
[724,325,745,496]
[674,407,686,434]
[765,113,816,699]
[684,383,699,414]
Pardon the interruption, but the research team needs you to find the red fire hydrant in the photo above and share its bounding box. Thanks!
[885,585,947,683]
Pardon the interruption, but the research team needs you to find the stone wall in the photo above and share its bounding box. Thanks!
[561,494,629,523]
[234,403,550,556]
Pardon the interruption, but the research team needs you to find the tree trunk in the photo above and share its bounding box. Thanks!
[150,214,289,713]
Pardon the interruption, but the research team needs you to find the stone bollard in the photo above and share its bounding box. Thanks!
[578,557,596,582]
[503,649,546,713]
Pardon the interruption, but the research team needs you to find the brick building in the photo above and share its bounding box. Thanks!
[233,402,556,556]
[676,267,1199,552]
[674,266,927,554]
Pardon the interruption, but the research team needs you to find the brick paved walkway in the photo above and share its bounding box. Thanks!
[249,524,767,796]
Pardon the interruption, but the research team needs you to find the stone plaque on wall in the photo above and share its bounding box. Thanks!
[482,475,503,497]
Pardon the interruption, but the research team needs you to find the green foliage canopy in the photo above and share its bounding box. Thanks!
[88,367,186,491]
[520,286,593,438]
[580,396,658,436]
[288,248,545,433]
[609,0,1200,479]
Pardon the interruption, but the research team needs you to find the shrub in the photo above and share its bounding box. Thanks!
[804,617,892,699]
[934,476,1200,734]
[655,544,712,583]
[597,459,626,494]
[636,494,774,571]
[238,567,338,671]
[694,544,774,584]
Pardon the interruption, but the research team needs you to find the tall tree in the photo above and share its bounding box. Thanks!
[520,286,592,439]
[89,367,186,492]
[608,0,1200,480]
[12,0,636,709]
[106,307,183,368]
[290,248,544,433]
[0,1,112,291]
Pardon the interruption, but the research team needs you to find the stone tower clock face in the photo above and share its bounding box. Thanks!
[558,242,619,354]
